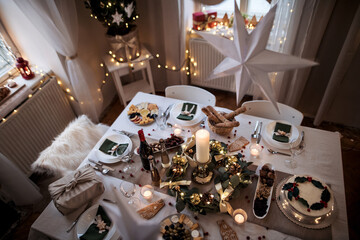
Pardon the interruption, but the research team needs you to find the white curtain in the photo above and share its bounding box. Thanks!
[0,153,42,206]
[14,0,102,122]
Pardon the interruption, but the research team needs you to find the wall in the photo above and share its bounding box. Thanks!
[298,0,360,128]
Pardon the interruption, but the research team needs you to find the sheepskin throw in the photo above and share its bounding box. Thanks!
[32,115,109,176]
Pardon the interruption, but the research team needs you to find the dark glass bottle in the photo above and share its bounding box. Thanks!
[138,129,152,170]
[159,139,170,168]
[149,155,160,187]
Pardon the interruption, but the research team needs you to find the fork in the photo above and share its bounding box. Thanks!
[267,148,291,156]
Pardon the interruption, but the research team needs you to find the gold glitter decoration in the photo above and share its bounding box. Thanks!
[190,193,201,205]
[227,155,238,164]
[210,140,223,151]
[172,154,187,166]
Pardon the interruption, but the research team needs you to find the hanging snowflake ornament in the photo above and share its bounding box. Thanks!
[112,10,123,25]
[198,1,317,112]
[125,1,135,18]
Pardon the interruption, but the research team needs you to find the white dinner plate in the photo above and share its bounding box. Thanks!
[262,121,300,150]
[169,102,205,127]
[76,204,116,240]
[95,134,132,164]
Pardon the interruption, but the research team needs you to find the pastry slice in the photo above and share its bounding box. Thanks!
[217,220,238,240]
[228,136,249,152]
[137,199,165,220]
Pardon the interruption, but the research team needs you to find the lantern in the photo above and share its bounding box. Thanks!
[16,57,34,80]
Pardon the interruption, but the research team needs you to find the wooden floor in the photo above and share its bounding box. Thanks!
[8,89,360,239]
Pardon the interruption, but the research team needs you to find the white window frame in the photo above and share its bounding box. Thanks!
[0,21,19,83]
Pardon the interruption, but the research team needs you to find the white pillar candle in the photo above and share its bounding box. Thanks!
[196,129,210,163]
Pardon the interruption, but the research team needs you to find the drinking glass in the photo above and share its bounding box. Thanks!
[285,140,299,169]
[120,152,136,176]
[120,181,136,205]
[155,109,167,130]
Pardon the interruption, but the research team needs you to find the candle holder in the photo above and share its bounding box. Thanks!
[232,208,248,225]
[140,185,154,201]
[249,143,262,158]
[191,155,214,184]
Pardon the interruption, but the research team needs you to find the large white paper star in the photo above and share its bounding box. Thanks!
[112,10,123,25]
[198,2,317,112]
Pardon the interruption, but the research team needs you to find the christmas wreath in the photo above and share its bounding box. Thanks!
[282,176,331,212]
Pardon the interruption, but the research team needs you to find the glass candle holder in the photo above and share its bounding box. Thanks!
[140,185,154,201]
[249,143,262,158]
[233,208,248,225]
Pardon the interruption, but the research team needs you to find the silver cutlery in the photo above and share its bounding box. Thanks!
[66,201,92,233]
[251,121,260,139]
[89,159,115,172]
[112,129,134,137]
[103,198,117,204]
[93,165,110,175]
[267,148,291,156]
[256,122,263,144]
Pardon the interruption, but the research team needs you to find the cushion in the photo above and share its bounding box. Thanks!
[32,115,109,177]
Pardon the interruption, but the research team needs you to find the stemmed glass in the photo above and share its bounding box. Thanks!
[155,109,167,130]
[120,181,139,207]
[285,139,300,169]
[120,152,136,176]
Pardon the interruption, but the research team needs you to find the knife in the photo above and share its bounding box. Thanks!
[88,159,115,172]
[66,201,93,233]
[256,122,263,144]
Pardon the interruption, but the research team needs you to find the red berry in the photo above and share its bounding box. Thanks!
[293,183,296,186]
[119,169,122,173]
[258,236,261,240]
[263,236,266,239]
[261,146,264,149]
[266,227,269,230]
[168,202,173,206]
[157,160,159,163]
[247,200,250,203]
[141,168,144,171]
[241,150,244,153]
[228,136,230,139]
[148,133,151,136]
[228,141,231,143]
[295,196,299,200]
[234,134,236,136]
[202,126,205,128]
[130,174,134,177]
[235,130,237,132]
[324,186,327,189]
[194,216,199,220]
[131,160,135,163]
[139,184,142,187]
[188,130,190,132]
[152,129,155,131]
[146,170,149,173]
[246,237,250,240]
[307,208,310,212]
[121,176,124,179]
[204,232,209,236]
[245,195,249,199]
[307,177,312,182]
[290,187,294,192]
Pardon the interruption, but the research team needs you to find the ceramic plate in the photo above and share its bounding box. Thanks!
[262,121,300,150]
[76,204,115,240]
[127,102,158,125]
[95,134,132,164]
[169,102,205,127]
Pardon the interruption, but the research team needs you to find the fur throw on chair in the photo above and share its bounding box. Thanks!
[32,115,109,177]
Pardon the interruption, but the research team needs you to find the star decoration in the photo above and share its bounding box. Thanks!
[198,1,317,112]
[112,10,123,25]
[124,2,135,18]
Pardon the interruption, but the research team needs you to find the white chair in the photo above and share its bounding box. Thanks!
[165,85,216,106]
[241,100,304,125]
[32,115,109,177]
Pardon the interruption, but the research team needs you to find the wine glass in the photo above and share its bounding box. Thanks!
[155,109,167,130]
[120,152,136,176]
[285,139,299,169]
[120,181,137,205]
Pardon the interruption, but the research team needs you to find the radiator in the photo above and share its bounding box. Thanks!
[0,77,76,176]
[189,37,254,94]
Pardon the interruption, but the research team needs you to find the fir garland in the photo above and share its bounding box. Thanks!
[282,176,331,212]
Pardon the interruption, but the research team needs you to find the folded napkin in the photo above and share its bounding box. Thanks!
[99,139,128,156]
[177,102,197,121]
[272,122,291,143]
[80,205,112,240]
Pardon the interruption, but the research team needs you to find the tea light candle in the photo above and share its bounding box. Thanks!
[140,185,154,201]
[250,143,262,158]
[233,208,247,225]
[174,128,182,136]
[196,129,210,163]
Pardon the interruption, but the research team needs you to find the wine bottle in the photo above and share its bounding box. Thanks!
[159,139,171,168]
[149,155,160,187]
[138,129,152,170]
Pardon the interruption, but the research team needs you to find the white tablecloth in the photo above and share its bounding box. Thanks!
[29,92,348,240]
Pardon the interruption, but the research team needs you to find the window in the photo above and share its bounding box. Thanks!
[0,22,18,82]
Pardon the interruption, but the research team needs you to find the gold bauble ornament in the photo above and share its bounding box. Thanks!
[190,193,201,205]
[227,155,238,164]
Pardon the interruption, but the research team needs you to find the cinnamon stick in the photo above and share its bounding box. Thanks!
[201,107,221,123]
[207,106,229,123]
[215,121,240,128]
[224,106,246,120]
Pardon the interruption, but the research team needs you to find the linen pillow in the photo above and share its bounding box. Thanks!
[32,115,109,176]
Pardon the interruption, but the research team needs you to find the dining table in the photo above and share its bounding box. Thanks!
[28,92,349,240]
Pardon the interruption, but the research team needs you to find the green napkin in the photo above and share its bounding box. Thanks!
[80,205,112,240]
[177,102,197,121]
[99,139,128,156]
[272,122,292,143]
